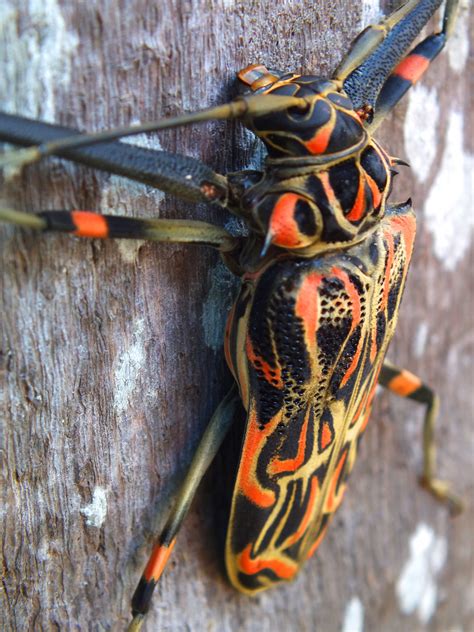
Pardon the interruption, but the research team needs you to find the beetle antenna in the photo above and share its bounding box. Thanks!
[0,94,309,169]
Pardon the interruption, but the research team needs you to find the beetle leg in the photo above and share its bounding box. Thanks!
[0,112,229,206]
[379,360,463,516]
[128,385,241,631]
[369,0,459,130]
[334,0,427,80]
[0,207,238,252]
[335,0,454,112]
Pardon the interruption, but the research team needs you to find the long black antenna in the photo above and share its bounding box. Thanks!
[0,94,308,169]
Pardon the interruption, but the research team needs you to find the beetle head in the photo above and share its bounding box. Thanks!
[238,64,366,159]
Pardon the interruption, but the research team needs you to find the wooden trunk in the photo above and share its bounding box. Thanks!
[1,1,472,631]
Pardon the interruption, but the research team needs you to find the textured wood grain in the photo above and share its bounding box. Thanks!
[1,1,472,631]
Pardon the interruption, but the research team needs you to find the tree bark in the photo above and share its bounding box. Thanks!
[1,1,472,631]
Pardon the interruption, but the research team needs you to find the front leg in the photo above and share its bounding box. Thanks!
[128,385,241,631]
[0,207,239,252]
[0,113,229,206]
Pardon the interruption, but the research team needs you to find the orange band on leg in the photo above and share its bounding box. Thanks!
[388,370,422,397]
[394,54,430,84]
[143,538,177,582]
[72,211,109,238]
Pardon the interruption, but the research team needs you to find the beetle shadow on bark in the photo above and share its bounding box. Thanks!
[205,375,247,584]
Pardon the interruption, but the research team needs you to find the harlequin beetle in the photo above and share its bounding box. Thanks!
[0,1,463,630]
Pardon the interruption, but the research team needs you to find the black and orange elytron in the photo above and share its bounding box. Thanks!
[0,0,463,630]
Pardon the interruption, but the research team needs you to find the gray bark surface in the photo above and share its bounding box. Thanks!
[1,1,472,631]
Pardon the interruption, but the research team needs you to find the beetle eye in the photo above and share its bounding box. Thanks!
[288,101,311,118]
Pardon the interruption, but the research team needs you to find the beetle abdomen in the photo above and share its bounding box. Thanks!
[224,203,415,593]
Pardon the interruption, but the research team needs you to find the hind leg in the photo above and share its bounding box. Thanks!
[379,360,463,516]
[129,385,241,631]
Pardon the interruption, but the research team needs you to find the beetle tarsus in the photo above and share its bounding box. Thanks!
[127,614,145,632]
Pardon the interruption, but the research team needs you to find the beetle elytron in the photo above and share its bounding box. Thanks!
[0,0,463,630]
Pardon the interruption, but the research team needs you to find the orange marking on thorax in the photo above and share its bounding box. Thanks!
[143,538,177,582]
[237,544,298,579]
[305,124,332,154]
[365,172,382,209]
[237,409,280,508]
[319,172,338,207]
[388,370,422,397]
[71,211,109,238]
[269,193,301,247]
[345,176,366,222]
[268,407,310,475]
[394,54,430,84]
